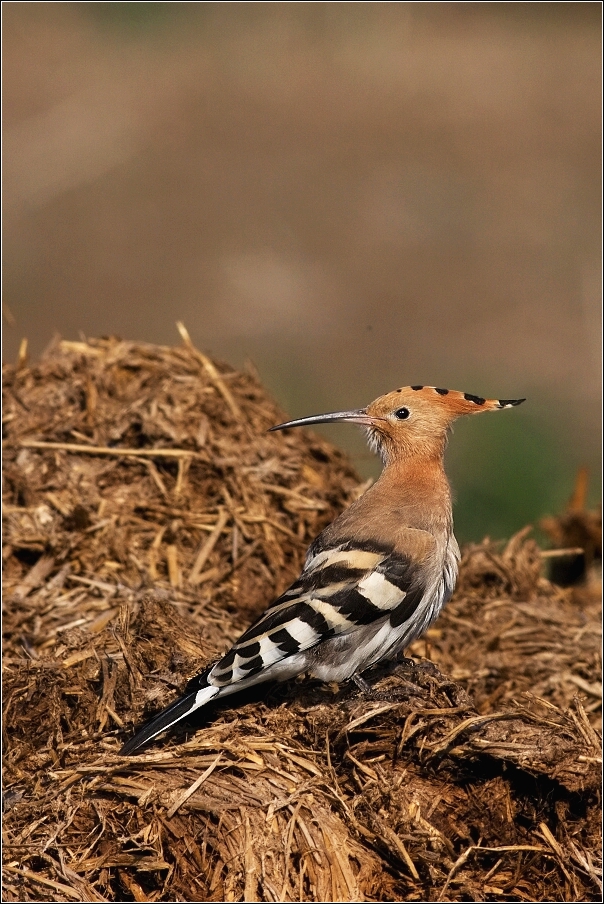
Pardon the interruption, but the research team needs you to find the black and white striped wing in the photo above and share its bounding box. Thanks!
[209,540,427,686]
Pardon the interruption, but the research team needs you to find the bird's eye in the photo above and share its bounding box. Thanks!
[393,407,410,420]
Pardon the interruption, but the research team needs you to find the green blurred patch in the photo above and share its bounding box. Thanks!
[83,2,194,32]
[445,408,600,545]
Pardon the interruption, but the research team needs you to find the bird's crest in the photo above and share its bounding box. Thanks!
[272,385,525,463]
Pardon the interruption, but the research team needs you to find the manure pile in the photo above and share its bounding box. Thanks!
[3,333,601,902]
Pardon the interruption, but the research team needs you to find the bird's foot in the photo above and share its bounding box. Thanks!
[392,654,418,672]
[350,662,421,700]
[350,654,444,702]
[363,654,419,683]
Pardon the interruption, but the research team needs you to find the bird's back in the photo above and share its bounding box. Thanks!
[208,457,457,686]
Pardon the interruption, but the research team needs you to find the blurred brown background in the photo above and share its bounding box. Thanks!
[3,2,601,542]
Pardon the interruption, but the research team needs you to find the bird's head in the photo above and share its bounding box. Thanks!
[270,386,525,464]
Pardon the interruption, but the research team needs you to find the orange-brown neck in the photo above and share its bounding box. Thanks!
[323,451,453,546]
[366,424,448,465]
[377,454,453,533]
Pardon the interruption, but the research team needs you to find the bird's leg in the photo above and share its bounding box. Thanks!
[352,673,374,694]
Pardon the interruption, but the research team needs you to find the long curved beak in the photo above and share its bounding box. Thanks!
[269,408,375,432]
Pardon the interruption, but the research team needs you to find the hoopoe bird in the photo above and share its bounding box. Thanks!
[120,385,524,755]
